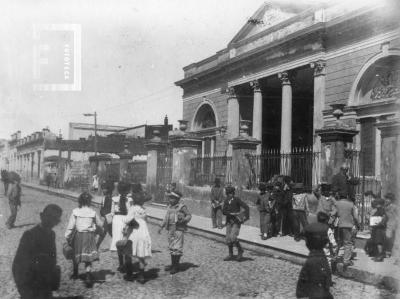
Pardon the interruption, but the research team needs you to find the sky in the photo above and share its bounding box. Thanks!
[0,0,377,139]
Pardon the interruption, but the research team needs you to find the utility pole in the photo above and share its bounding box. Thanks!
[83,111,98,156]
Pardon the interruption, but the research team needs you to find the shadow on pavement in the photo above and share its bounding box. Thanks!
[178,262,199,272]
[54,296,84,299]
[151,249,162,254]
[145,267,160,280]
[92,269,115,282]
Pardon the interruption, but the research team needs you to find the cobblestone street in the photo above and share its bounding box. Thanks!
[0,187,396,299]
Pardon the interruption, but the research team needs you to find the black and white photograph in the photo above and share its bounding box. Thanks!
[0,0,399,298]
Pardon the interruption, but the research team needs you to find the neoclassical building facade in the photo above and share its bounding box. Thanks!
[175,1,400,188]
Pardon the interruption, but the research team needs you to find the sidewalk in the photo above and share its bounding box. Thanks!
[22,181,399,291]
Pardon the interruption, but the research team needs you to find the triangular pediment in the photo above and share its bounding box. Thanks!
[229,1,312,46]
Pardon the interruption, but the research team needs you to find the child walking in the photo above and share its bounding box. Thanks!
[65,192,103,287]
[121,183,152,283]
[256,182,273,240]
[158,190,192,274]
[317,212,338,273]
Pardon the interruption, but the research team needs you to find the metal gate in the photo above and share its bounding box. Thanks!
[105,160,120,183]
[345,149,382,230]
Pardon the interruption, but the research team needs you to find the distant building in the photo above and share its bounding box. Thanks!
[68,122,128,140]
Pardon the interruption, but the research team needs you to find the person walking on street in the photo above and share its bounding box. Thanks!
[222,186,249,261]
[6,178,22,229]
[297,218,333,299]
[210,178,224,229]
[65,192,103,287]
[1,169,9,195]
[291,183,309,241]
[110,181,132,273]
[96,180,114,249]
[13,204,63,299]
[256,182,273,240]
[336,194,360,268]
[121,183,152,283]
[158,190,192,274]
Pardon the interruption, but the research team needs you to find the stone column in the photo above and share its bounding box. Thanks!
[375,117,400,197]
[311,60,326,153]
[278,71,292,175]
[316,105,358,183]
[226,87,240,155]
[251,80,262,154]
[170,134,201,190]
[229,124,260,189]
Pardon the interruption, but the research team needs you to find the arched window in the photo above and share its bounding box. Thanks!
[192,103,217,131]
[352,55,400,105]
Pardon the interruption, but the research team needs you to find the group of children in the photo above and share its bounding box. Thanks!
[253,178,310,241]
[63,180,193,287]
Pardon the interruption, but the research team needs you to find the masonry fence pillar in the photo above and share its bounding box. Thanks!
[89,154,112,191]
[229,121,260,189]
[316,104,358,184]
[118,142,133,182]
[376,116,400,197]
[169,126,202,191]
[145,135,166,197]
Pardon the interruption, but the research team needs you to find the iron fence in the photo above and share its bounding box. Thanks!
[190,153,232,186]
[154,149,173,203]
[345,148,382,230]
[127,161,147,184]
[246,147,320,190]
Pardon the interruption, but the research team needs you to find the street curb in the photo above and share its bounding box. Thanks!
[22,183,399,292]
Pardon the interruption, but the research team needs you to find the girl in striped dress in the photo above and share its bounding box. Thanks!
[65,192,103,287]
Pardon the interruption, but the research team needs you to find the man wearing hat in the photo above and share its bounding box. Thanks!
[256,182,273,240]
[291,183,310,241]
[296,220,333,299]
[222,186,249,261]
[6,178,22,229]
[159,190,191,274]
[210,178,224,229]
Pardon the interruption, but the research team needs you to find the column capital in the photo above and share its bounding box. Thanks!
[250,80,261,92]
[278,71,291,85]
[310,60,326,77]
[226,87,237,97]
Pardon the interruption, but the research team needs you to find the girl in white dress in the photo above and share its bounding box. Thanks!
[122,183,152,283]
[110,181,132,272]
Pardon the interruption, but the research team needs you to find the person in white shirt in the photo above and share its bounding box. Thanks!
[109,181,133,273]
[65,192,103,287]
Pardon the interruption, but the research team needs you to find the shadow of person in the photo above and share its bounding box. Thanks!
[90,269,115,283]
[144,267,160,281]
[236,257,254,262]
[151,249,162,254]
[12,204,63,299]
[178,262,199,272]
[54,296,85,299]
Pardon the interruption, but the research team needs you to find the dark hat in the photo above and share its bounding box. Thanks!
[225,186,235,195]
[304,222,329,250]
[131,183,143,193]
[214,178,221,186]
[320,183,331,193]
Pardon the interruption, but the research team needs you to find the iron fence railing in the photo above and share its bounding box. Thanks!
[345,148,382,230]
[246,147,320,190]
[190,153,232,186]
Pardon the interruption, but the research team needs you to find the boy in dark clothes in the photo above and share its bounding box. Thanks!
[12,204,63,299]
[210,178,224,229]
[256,182,273,240]
[296,220,333,299]
[222,186,249,261]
